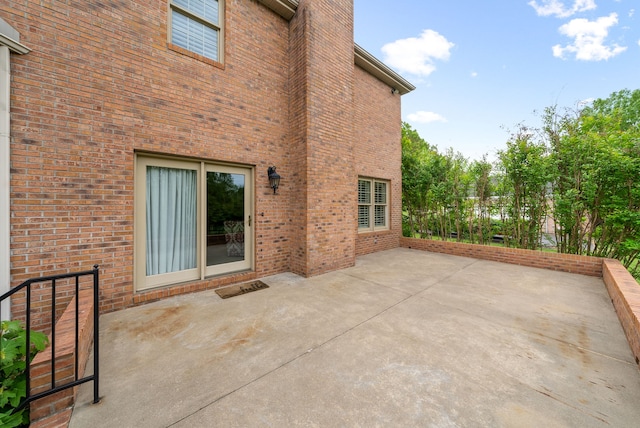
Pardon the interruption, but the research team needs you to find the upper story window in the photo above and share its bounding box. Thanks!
[169,0,224,63]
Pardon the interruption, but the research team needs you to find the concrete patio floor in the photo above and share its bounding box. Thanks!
[70,248,640,427]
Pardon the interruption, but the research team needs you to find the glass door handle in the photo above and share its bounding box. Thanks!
[248,215,251,227]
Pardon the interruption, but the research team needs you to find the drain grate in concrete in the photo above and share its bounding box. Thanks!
[215,281,269,299]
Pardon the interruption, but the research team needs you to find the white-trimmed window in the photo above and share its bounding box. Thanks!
[358,178,389,232]
[135,156,252,291]
[169,0,224,62]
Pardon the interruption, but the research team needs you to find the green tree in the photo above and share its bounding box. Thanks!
[401,122,434,237]
[447,149,472,242]
[400,89,639,281]
[497,126,551,249]
[545,89,640,277]
[469,157,493,244]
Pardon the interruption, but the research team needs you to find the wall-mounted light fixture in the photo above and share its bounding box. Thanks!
[267,166,281,194]
[391,88,399,95]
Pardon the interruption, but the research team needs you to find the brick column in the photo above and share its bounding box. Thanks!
[289,0,356,276]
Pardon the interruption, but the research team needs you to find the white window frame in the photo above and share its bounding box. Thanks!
[169,0,224,63]
[358,178,389,232]
[134,155,252,292]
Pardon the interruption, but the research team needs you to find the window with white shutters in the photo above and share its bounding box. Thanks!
[358,178,389,232]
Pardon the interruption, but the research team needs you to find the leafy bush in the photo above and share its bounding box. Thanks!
[401,88,640,280]
[1,320,49,428]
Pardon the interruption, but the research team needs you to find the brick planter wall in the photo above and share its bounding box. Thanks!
[603,259,640,366]
[400,237,603,277]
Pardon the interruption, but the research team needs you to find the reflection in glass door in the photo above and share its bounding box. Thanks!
[205,166,252,276]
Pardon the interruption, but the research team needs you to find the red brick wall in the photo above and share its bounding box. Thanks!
[353,66,402,256]
[6,0,405,316]
[401,238,603,277]
[5,0,293,315]
[603,259,640,366]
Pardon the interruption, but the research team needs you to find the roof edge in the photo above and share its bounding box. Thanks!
[354,44,415,95]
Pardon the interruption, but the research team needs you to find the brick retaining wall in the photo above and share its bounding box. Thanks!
[603,259,640,366]
[400,237,602,276]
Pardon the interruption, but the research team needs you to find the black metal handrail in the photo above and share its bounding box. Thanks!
[0,265,100,413]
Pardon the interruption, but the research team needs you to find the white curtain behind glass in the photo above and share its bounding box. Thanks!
[146,166,197,276]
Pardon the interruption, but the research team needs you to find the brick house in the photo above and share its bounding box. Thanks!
[1,0,414,320]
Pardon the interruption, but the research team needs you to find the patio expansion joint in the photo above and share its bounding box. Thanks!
[404,258,484,298]
[419,259,482,292]
[345,258,482,294]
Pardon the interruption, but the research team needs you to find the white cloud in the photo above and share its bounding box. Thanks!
[381,30,454,77]
[471,71,478,78]
[630,9,636,18]
[407,111,448,124]
[529,0,597,18]
[552,13,627,60]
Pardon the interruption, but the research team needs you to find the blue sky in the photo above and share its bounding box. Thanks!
[354,0,639,160]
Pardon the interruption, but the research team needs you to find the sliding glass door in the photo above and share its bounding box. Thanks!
[135,157,252,291]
